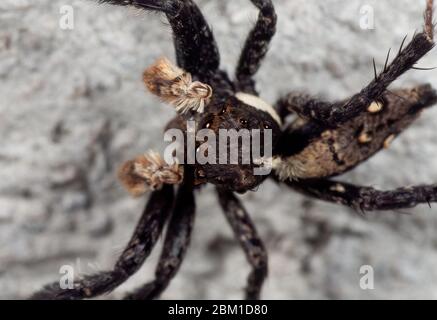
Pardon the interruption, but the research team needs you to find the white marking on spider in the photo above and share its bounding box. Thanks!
[383,134,396,149]
[235,92,282,125]
[330,183,346,193]
[367,101,383,113]
[358,132,372,143]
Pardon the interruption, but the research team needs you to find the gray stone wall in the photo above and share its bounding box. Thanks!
[1,0,437,299]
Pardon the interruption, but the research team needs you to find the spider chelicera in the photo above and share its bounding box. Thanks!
[32,0,437,300]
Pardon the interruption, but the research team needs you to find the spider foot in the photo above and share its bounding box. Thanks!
[118,150,183,196]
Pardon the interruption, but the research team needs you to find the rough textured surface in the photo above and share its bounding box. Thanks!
[1,0,437,299]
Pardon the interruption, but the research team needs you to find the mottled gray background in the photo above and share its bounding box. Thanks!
[1,0,437,300]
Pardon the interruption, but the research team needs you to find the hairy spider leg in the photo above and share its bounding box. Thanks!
[30,185,174,300]
[217,188,268,299]
[97,0,220,81]
[281,178,437,212]
[235,0,277,94]
[124,170,196,300]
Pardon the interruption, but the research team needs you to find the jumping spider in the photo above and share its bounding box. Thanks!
[32,0,437,299]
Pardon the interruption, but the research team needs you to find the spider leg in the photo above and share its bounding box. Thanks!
[275,0,435,127]
[96,0,220,81]
[124,173,196,300]
[235,0,277,94]
[280,178,437,212]
[30,185,174,300]
[216,188,268,300]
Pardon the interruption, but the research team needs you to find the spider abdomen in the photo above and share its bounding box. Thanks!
[274,84,437,180]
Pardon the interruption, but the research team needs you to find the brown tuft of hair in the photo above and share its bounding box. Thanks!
[118,151,184,197]
[143,57,212,114]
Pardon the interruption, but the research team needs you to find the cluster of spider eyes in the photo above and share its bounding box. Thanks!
[203,106,271,130]
[204,119,271,129]
[239,119,271,129]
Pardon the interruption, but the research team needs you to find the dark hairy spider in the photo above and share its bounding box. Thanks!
[31,0,437,300]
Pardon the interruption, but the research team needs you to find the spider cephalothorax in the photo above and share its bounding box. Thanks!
[31,0,437,300]
[189,95,282,192]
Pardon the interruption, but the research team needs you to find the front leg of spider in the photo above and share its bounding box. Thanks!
[97,0,221,81]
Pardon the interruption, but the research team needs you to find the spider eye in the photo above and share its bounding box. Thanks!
[205,122,211,129]
[264,124,270,129]
[240,119,248,125]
